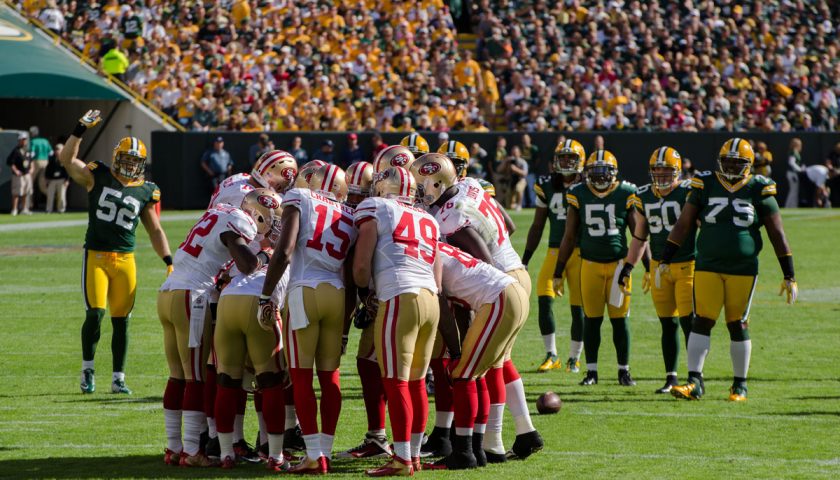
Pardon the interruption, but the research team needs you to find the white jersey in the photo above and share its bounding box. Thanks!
[438,243,514,310]
[355,197,439,301]
[161,204,258,292]
[222,265,290,307]
[434,177,523,272]
[208,173,255,208]
[283,188,356,291]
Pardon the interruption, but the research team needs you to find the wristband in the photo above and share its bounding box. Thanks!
[778,254,795,280]
[72,123,88,138]
[641,255,650,273]
[357,286,370,302]
[163,255,173,266]
[256,250,270,267]
[259,294,271,302]
[619,263,634,279]
[522,249,534,266]
[554,260,567,279]
[660,240,680,265]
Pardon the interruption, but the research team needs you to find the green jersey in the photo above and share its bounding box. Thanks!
[687,172,779,276]
[567,180,638,263]
[84,161,160,253]
[635,180,696,263]
[533,174,575,247]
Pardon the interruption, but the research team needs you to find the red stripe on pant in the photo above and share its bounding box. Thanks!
[454,379,478,430]
[290,368,318,435]
[380,300,392,378]
[317,370,341,436]
[358,357,386,431]
[408,378,428,437]
[382,378,411,443]
[163,377,186,410]
[464,293,504,379]
[430,357,453,413]
[214,384,238,434]
[261,384,285,434]
[390,298,400,378]
[475,376,489,426]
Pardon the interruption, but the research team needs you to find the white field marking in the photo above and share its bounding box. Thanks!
[574,408,837,423]
[543,450,840,467]
[22,443,160,449]
[0,212,199,233]
[0,285,80,295]
[797,288,840,303]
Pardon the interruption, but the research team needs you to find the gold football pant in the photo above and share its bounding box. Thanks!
[506,266,532,297]
[453,283,528,379]
[580,259,631,318]
[650,260,695,318]
[83,249,136,317]
[157,289,212,382]
[693,271,757,323]
[537,247,582,306]
[284,284,345,372]
[215,295,283,379]
[375,289,440,381]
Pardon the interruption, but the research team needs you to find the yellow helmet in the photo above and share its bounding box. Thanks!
[584,150,619,191]
[648,147,682,190]
[437,140,470,178]
[308,163,348,202]
[294,160,326,188]
[373,145,416,173]
[240,188,283,237]
[409,153,458,206]
[718,138,755,181]
[399,133,430,158]
[345,161,374,207]
[373,166,417,204]
[252,150,298,193]
[112,137,147,184]
[553,139,585,175]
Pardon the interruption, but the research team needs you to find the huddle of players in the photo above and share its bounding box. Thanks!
[526,137,798,400]
[158,132,543,476]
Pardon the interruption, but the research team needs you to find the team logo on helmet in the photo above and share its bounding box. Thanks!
[418,162,441,176]
[281,167,297,182]
[391,153,411,167]
[258,195,280,209]
[374,170,391,182]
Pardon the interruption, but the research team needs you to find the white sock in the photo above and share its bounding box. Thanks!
[505,378,535,435]
[474,423,486,434]
[483,431,504,454]
[586,363,597,372]
[618,364,629,371]
[233,414,245,442]
[163,408,183,453]
[182,410,206,455]
[730,340,752,378]
[542,334,556,356]
[285,406,297,429]
[487,404,504,433]
[112,372,125,382]
[687,333,711,373]
[569,340,584,359]
[268,433,284,461]
[455,427,474,436]
[303,433,322,460]
[410,433,423,458]
[368,428,386,438]
[435,411,454,429]
[321,433,335,459]
[392,441,410,462]
[82,360,94,370]
[666,371,677,377]
[218,431,235,460]
[207,417,218,438]
[256,412,268,444]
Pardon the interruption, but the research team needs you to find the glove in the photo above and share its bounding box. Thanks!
[166,264,174,277]
[552,276,565,297]
[257,295,280,331]
[341,335,349,355]
[79,109,102,128]
[642,272,651,294]
[655,263,672,289]
[779,279,798,305]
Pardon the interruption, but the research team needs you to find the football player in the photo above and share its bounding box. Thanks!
[353,166,442,476]
[373,145,416,173]
[617,147,696,393]
[426,243,529,470]
[293,159,327,188]
[212,193,288,470]
[522,139,586,373]
[410,154,542,462]
[259,164,356,474]
[58,109,172,395]
[400,133,430,159]
[552,150,641,387]
[657,138,797,402]
[158,189,278,467]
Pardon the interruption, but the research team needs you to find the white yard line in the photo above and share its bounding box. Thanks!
[0,213,199,233]
[543,450,840,466]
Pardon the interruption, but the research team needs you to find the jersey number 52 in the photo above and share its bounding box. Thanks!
[96,187,141,230]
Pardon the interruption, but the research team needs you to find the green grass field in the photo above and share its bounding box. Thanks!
[1,209,839,479]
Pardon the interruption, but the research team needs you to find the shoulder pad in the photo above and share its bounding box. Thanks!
[689,176,705,189]
[679,179,692,188]
[753,174,775,186]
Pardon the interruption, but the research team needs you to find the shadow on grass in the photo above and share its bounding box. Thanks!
[54,396,163,404]
[768,411,840,417]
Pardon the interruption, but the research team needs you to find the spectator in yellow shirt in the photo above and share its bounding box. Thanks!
[454,50,483,91]
[231,0,250,27]
[101,45,129,81]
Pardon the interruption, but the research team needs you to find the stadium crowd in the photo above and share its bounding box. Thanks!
[15,0,839,133]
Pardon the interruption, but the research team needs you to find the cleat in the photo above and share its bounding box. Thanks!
[618,369,636,387]
[164,448,182,466]
[537,353,561,373]
[426,434,477,470]
[233,439,261,463]
[337,433,392,459]
[288,455,328,474]
[412,457,422,472]
[366,457,414,477]
[579,371,598,385]
[284,425,306,452]
[80,368,95,394]
[181,452,219,467]
[485,450,506,463]
[565,357,580,373]
[671,379,704,400]
[204,436,220,459]
[268,456,291,472]
[419,427,452,458]
[511,430,544,459]
[728,385,748,402]
[220,455,235,469]
[111,379,132,394]
[256,431,268,460]
[199,430,210,454]
[655,375,679,394]
[472,433,486,467]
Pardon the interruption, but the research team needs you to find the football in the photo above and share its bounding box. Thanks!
[537,391,562,414]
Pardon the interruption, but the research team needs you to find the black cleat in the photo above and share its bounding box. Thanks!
[199,429,210,454]
[425,435,477,470]
[485,450,506,463]
[420,426,452,458]
[511,430,544,459]
[472,433,486,467]
[655,375,678,394]
[233,439,261,463]
[205,436,221,458]
[283,425,306,452]
[256,431,268,460]
[579,371,598,385]
[618,369,637,386]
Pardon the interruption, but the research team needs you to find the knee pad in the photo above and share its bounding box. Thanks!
[256,371,284,389]
[217,372,242,389]
[691,317,716,336]
[726,321,750,341]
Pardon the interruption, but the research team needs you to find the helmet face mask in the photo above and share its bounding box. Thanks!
[451,159,468,179]
[586,164,616,191]
[437,141,469,179]
[553,153,582,175]
[718,155,751,181]
[113,152,146,183]
[650,166,679,190]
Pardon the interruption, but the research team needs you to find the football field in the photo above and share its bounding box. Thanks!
[0,209,838,479]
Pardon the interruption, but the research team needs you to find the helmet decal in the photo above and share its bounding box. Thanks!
[418,162,441,176]
[258,194,280,209]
